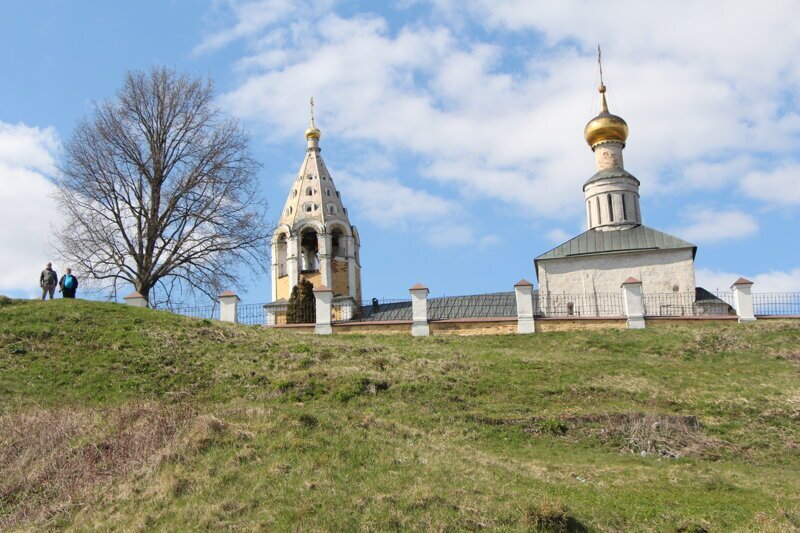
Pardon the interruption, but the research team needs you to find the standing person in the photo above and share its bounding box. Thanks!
[39,262,58,300]
[59,268,79,299]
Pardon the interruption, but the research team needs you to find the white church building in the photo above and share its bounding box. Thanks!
[535,79,697,299]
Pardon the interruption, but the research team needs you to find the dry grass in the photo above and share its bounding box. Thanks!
[522,498,584,532]
[478,412,725,459]
[602,413,723,458]
[0,403,204,529]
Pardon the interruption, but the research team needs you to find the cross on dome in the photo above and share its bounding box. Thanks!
[584,46,629,148]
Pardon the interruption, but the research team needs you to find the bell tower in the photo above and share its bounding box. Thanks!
[270,99,362,303]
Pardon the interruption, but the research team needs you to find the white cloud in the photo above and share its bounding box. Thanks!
[340,175,458,229]
[546,228,571,243]
[671,156,754,192]
[335,173,500,247]
[0,122,59,174]
[0,122,61,295]
[696,267,800,293]
[215,2,800,225]
[740,164,800,205]
[194,0,302,55]
[670,208,758,244]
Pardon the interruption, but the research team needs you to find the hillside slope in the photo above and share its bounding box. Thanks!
[1,298,799,530]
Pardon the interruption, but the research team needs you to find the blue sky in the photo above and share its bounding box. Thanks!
[1,0,799,303]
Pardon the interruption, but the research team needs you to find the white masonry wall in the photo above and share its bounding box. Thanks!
[537,248,696,296]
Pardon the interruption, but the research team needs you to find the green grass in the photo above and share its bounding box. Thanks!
[1,298,799,530]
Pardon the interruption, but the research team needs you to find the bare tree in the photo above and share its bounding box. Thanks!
[54,67,269,306]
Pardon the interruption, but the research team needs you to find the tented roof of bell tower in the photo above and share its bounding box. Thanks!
[275,116,354,238]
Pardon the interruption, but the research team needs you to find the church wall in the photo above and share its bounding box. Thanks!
[331,259,349,296]
[355,265,362,303]
[276,275,290,301]
[584,177,641,229]
[537,248,696,297]
[299,270,323,290]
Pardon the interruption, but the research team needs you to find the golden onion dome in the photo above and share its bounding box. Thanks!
[305,125,321,140]
[584,84,628,148]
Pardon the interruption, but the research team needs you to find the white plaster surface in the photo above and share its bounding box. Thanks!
[219,295,240,323]
[732,283,756,323]
[514,284,535,334]
[538,248,696,297]
[410,288,430,336]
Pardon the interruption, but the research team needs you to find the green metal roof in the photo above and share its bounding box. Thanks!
[583,168,640,190]
[535,224,696,263]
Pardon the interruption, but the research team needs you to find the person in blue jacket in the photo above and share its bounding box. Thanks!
[59,269,79,299]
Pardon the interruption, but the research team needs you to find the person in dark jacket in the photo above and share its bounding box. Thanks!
[40,262,58,300]
[59,268,79,299]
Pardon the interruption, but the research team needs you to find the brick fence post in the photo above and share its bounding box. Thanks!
[731,277,756,323]
[218,291,240,323]
[514,279,536,334]
[313,286,334,335]
[409,283,430,337]
[621,277,645,329]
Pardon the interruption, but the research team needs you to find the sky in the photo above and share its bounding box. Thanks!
[1,0,799,303]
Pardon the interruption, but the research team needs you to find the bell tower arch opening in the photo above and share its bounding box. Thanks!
[300,227,319,272]
[331,227,345,258]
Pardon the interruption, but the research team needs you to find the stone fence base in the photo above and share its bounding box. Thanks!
[268,314,796,336]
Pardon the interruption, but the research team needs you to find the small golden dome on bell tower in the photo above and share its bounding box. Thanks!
[305,96,321,140]
[305,124,321,140]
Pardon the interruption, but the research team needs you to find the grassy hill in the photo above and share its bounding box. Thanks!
[1,298,799,531]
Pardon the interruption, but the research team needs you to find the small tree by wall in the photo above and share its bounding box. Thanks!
[287,279,316,324]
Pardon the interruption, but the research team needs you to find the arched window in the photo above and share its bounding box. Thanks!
[595,197,601,225]
[305,186,314,196]
[285,206,292,216]
[622,194,628,220]
[326,189,331,196]
[607,194,614,222]
[303,203,317,213]
[327,204,338,214]
[293,189,297,197]
[587,201,592,227]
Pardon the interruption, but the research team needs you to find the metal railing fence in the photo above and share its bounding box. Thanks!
[428,292,516,320]
[237,303,268,325]
[535,292,625,318]
[643,292,733,317]
[166,290,800,326]
[332,298,412,322]
[753,292,800,316]
[266,300,315,325]
[170,304,219,320]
